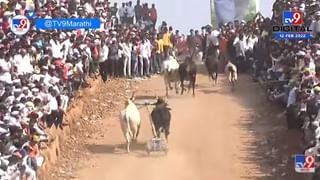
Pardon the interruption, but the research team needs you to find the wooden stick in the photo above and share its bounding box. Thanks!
[145,105,157,138]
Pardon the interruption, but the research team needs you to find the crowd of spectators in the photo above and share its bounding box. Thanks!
[262,0,320,162]
[219,0,320,171]
[0,0,186,179]
[182,0,320,176]
[1,0,319,179]
[185,0,320,174]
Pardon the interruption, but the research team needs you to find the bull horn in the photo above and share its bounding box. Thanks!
[130,91,136,101]
[161,96,167,104]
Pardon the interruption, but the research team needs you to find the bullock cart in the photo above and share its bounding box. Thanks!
[135,100,169,155]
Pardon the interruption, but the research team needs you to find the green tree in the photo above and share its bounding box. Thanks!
[245,0,256,21]
[211,2,218,28]
[211,0,256,26]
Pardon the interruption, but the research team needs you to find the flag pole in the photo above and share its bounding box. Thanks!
[210,0,213,25]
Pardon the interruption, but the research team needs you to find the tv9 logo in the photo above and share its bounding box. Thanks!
[9,15,30,36]
[295,154,315,173]
[283,11,303,25]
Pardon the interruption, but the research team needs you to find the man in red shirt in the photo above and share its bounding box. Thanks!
[148,4,157,28]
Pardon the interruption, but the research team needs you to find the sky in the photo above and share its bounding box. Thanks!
[110,0,211,34]
[110,0,274,33]
[257,0,275,18]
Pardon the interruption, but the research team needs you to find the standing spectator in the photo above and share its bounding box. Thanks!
[137,39,144,77]
[44,87,60,128]
[18,2,27,16]
[155,34,163,73]
[162,27,172,58]
[233,33,246,72]
[132,40,140,77]
[194,30,203,50]
[124,2,130,24]
[141,37,151,77]
[135,0,143,23]
[148,4,157,28]
[122,39,132,78]
[169,26,175,48]
[126,1,135,24]
[187,29,195,53]
[245,31,258,68]
[159,21,167,33]
[108,38,120,78]
[119,3,126,24]
[99,40,109,83]
[219,33,229,66]
[1,16,10,34]
[205,25,220,61]
[67,0,77,14]
[50,35,63,60]
[150,35,157,74]
[110,3,118,23]
[173,30,180,48]
[0,52,12,84]
[90,40,101,79]
[142,3,149,21]
[201,27,207,55]
[310,12,320,38]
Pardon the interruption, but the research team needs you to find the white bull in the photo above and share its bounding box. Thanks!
[119,93,141,153]
[162,56,180,97]
[225,61,238,83]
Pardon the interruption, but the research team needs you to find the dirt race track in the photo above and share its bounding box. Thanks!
[51,72,310,180]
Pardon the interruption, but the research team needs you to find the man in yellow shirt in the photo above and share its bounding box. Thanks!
[155,34,164,73]
[162,27,172,58]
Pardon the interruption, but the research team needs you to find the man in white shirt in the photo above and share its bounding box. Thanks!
[118,3,126,24]
[122,40,132,78]
[13,51,25,76]
[20,49,33,75]
[84,2,94,14]
[205,25,220,59]
[50,37,63,60]
[126,1,135,24]
[0,56,12,84]
[141,38,151,77]
[99,41,109,83]
[206,27,220,48]
[310,12,320,38]
[61,36,74,62]
[286,81,298,129]
[246,33,258,53]
[303,55,316,75]
[48,87,68,129]
[233,33,246,72]
[45,87,64,129]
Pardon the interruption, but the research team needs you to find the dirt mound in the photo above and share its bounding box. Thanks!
[37,78,129,180]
